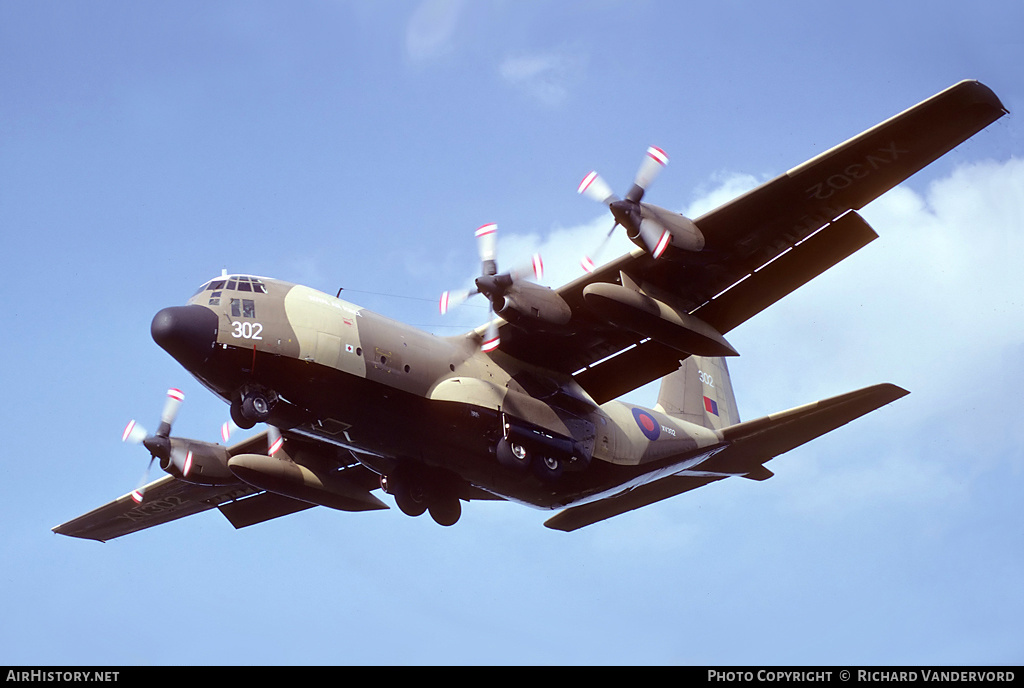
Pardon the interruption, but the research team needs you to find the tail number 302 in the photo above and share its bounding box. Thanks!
[231,321,263,340]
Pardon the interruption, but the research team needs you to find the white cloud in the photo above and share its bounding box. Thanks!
[488,157,1024,522]
[498,49,586,107]
[405,0,467,62]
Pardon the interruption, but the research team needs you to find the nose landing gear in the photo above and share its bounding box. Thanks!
[230,387,276,430]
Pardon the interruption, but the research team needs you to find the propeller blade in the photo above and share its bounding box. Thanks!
[638,218,673,259]
[122,419,148,444]
[439,289,474,315]
[221,420,237,443]
[475,223,498,267]
[633,146,669,194]
[581,224,618,273]
[577,171,617,205]
[130,457,157,503]
[160,388,185,427]
[267,426,284,456]
[481,318,500,353]
[509,253,544,282]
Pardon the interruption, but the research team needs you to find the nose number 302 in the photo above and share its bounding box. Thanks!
[231,321,263,340]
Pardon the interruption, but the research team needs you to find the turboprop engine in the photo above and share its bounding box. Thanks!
[491,279,572,329]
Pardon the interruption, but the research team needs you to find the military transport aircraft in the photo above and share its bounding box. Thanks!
[54,80,1006,540]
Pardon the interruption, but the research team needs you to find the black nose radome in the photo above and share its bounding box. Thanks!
[151,305,219,365]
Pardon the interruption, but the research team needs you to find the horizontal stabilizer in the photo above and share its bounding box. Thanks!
[544,474,724,532]
[544,383,907,532]
[709,383,909,474]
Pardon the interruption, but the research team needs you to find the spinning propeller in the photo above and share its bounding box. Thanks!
[439,223,543,352]
[221,419,284,456]
[578,146,682,272]
[123,389,289,503]
[121,388,190,503]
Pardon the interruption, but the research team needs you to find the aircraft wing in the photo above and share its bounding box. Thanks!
[498,80,1007,404]
[52,429,381,541]
[544,383,908,531]
[51,475,263,542]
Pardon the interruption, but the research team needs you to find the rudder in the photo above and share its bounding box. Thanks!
[654,355,739,430]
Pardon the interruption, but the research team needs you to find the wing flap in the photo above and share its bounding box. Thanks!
[573,211,878,404]
[217,491,316,529]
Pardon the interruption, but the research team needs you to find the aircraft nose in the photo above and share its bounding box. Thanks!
[151,305,219,365]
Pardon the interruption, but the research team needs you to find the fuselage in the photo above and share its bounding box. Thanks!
[152,274,724,510]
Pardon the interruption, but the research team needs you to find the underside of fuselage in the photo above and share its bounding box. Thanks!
[151,297,683,513]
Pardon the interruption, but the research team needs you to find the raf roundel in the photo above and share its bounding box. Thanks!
[631,408,661,441]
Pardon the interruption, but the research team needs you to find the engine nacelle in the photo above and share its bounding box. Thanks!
[495,281,572,327]
[638,203,705,252]
[160,438,236,486]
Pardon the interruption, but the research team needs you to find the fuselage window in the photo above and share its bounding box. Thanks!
[208,290,222,307]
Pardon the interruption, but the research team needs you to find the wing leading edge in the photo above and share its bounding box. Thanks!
[498,80,1007,403]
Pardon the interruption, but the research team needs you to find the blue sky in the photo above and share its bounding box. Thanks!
[2,0,1023,665]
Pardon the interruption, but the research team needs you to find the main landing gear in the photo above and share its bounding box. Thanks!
[381,469,462,527]
[497,438,564,481]
[497,415,587,482]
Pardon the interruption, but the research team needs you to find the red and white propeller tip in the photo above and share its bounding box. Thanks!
[439,289,471,315]
[577,171,616,205]
[122,419,147,444]
[651,225,672,259]
[268,426,284,456]
[481,326,500,353]
[161,388,185,425]
[634,146,669,191]
[475,222,498,261]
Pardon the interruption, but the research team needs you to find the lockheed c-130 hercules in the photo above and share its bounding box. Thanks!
[55,81,1006,540]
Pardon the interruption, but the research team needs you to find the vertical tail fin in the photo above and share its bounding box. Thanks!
[654,355,740,430]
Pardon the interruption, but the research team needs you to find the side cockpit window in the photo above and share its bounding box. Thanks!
[230,298,256,318]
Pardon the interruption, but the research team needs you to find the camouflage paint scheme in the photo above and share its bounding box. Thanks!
[54,81,1006,540]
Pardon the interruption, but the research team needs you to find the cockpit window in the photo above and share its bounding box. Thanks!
[230,298,256,318]
[199,276,267,304]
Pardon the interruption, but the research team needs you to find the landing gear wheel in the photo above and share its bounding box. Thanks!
[496,438,530,471]
[241,392,271,423]
[230,400,256,430]
[428,496,461,527]
[533,455,564,482]
[394,482,428,518]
